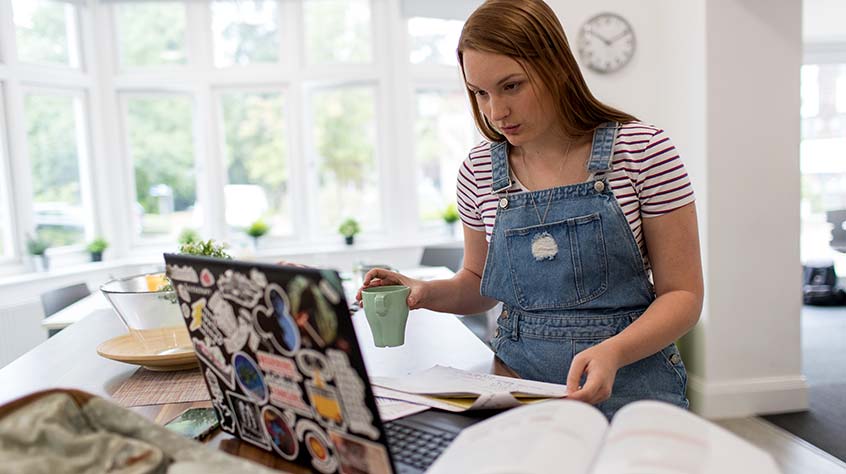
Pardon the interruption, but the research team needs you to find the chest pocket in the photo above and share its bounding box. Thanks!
[504,213,608,310]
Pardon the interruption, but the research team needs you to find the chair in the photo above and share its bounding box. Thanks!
[419,245,464,273]
[40,283,91,337]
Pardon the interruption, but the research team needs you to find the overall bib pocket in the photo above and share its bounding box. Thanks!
[504,213,608,310]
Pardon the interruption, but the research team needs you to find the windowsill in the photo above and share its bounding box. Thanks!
[0,233,463,290]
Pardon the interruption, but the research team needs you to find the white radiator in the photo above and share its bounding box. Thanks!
[0,300,46,368]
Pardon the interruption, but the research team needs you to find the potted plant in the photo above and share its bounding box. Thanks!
[86,237,108,262]
[179,239,232,259]
[246,219,271,249]
[178,228,200,245]
[442,203,459,234]
[338,218,360,245]
[26,234,49,272]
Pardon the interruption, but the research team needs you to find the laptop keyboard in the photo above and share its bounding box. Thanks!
[385,421,457,471]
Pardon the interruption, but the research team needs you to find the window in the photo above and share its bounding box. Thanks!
[211,0,280,67]
[303,0,373,64]
[310,85,380,233]
[219,90,290,236]
[115,2,187,68]
[800,64,846,272]
[123,95,198,240]
[23,91,89,248]
[408,17,463,66]
[0,86,11,260]
[12,0,80,68]
[414,89,476,225]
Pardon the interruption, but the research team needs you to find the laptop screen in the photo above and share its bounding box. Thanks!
[164,253,396,474]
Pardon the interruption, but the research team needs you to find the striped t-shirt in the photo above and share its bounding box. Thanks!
[456,122,695,271]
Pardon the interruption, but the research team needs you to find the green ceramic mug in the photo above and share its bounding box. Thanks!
[361,285,411,347]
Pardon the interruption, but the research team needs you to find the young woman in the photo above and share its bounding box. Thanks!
[358,0,703,418]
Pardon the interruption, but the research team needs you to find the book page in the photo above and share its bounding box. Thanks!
[371,365,567,399]
[428,400,608,474]
[591,401,781,474]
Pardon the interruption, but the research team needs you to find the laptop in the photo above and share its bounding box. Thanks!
[164,253,478,474]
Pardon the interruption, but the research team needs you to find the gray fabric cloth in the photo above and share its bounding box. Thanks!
[0,392,278,474]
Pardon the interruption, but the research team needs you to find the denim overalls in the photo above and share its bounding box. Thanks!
[480,123,688,419]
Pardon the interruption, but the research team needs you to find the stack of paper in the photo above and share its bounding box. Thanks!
[370,365,568,412]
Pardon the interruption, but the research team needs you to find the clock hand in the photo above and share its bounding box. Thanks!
[585,29,612,46]
[608,30,632,43]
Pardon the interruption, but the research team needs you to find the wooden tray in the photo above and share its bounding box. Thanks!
[97,329,198,372]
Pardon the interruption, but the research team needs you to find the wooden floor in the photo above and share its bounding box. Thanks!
[717,417,846,474]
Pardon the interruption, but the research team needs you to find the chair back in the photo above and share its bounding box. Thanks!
[419,245,464,273]
[40,283,91,318]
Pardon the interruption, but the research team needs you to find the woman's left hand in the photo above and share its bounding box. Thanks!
[565,343,621,405]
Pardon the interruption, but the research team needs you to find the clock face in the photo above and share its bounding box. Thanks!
[576,12,636,74]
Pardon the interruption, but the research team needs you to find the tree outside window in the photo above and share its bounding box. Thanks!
[12,0,79,67]
[116,2,187,67]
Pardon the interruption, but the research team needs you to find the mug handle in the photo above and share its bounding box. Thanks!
[374,294,387,316]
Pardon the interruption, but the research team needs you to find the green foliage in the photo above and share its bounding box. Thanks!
[315,88,374,189]
[26,234,49,256]
[117,3,185,67]
[16,3,69,65]
[178,239,232,259]
[178,228,200,245]
[246,219,271,238]
[338,218,360,238]
[86,237,108,253]
[442,203,459,224]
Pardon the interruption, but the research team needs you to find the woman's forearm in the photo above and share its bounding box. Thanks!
[421,269,499,315]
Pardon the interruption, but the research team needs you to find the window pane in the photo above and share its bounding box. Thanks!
[24,93,86,247]
[212,1,280,67]
[414,90,476,224]
[408,17,463,66]
[220,91,290,236]
[304,0,372,64]
[312,86,379,234]
[125,96,197,239]
[116,3,186,67]
[801,65,819,120]
[12,0,78,67]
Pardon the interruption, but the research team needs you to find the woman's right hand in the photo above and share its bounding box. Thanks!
[356,268,429,310]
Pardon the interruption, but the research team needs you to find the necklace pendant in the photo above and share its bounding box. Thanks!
[530,231,558,261]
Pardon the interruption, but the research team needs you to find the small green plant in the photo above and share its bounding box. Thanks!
[178,239,232,259]
[178,228,200,245]
[442,203,459,224]
[246,219,271,239]
[26,234,49,256]
[86,237,109,254]
[338,218,360,238]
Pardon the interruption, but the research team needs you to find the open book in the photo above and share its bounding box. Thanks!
[370,365,567,411]
[428,399,782,474]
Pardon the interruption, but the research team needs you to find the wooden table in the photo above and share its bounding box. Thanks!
[3,299,510,472]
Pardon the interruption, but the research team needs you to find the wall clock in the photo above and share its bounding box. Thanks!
[576,12,636,74]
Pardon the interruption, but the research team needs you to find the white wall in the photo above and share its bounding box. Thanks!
[547,0,805,417]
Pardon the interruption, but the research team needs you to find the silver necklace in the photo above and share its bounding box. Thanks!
[517,140,573,225]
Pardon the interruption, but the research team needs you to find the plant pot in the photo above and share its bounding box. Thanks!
[90,252,103,262]
[33,255,49,272]
[345,236,355,245]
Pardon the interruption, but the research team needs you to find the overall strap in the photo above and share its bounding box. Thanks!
[489,141,512,194]
[587,122,619,173]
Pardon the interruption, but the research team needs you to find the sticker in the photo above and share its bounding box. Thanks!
[177,284,191,303]
[205,368,236,432]
[181,302,190,320]
[296,349,333,382]
[227,391,270,450]
[218,269,263,308]
[296,420,338,474]
[223,315,253,354]
[189,298,207,331]
[266,374,312,416]
[327,349,379,440]
[193,337,234,388]
[257,351,303,382]
[289,278,338,347]
[166,264,199,283]
[199,317,225,346]
[318,278,341,305]
[328,430,391,474]
[306,381,346,428]
[253,284,301,355]
[200,268,215,287]
[261,406,299,460]
[208,291,238,336]
[250,268,268,288]
[233,352,269,404]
